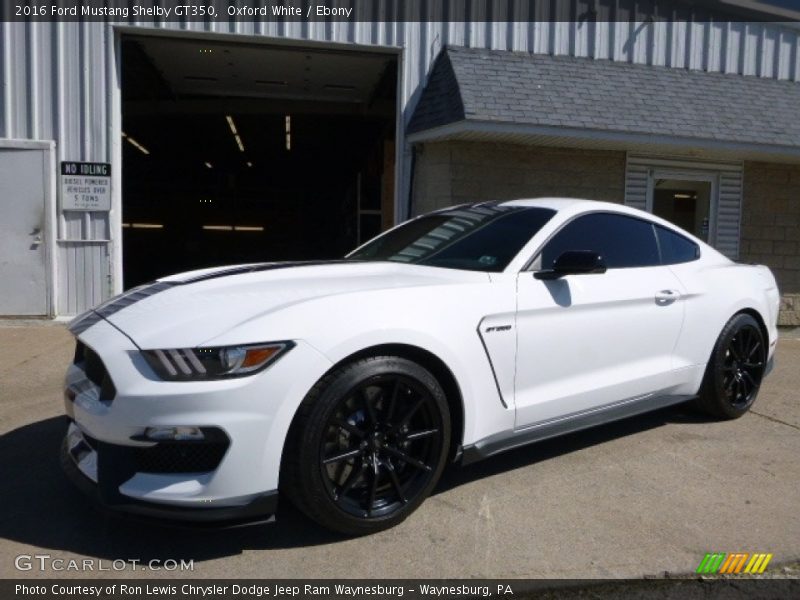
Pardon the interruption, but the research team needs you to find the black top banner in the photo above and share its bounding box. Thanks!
[3,0,800,23]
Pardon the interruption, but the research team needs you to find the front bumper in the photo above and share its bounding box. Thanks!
[61,425,278,526]
[61,316,333,523]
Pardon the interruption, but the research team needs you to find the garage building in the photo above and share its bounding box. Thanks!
[1,0,799,325]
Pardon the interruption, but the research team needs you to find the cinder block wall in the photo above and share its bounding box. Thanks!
[740,162,800,326]
[412,142,626,214]
[412,144,799,325]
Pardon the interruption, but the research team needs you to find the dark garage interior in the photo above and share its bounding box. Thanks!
[120,35,397,287]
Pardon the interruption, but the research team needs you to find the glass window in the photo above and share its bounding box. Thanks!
[347,206,556,272]
[539,213,660,270]
[652,179,712,242]
[655,225,700,264]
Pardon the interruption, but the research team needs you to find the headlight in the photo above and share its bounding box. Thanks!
[142,342,294,381]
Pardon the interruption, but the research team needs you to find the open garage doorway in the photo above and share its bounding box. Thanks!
[120,34,397,287]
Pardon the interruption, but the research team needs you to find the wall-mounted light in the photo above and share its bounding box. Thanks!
[204,162,213,169]
[246,161,253,168]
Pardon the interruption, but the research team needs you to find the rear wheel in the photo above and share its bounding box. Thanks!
[696,313,766,419]
[282,356,450,535]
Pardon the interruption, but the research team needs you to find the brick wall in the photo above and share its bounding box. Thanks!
[412,142,626,214]
[740,162,800,326]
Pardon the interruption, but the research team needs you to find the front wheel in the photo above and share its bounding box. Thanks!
[695,313,767,420]
[282,356,450,535]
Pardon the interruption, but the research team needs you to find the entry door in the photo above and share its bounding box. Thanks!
[513,212,685,429]
[648,170,717,243]
[0,148,49,315]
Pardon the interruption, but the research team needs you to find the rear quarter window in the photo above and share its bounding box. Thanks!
[655,225,700,265]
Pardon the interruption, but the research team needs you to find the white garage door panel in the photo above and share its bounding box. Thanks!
[0,148,48,315]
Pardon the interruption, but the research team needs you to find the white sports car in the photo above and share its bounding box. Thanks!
[62,198,780,534]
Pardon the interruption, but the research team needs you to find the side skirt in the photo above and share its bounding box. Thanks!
[460,392,695,465]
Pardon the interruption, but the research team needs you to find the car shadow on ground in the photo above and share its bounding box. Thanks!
[0,406,714,564]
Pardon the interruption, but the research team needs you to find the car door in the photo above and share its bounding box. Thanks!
[513,212,686,429]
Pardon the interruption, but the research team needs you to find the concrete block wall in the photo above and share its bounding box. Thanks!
[740,162,800,326]
[411,142,800,326]
[412,142,627,214]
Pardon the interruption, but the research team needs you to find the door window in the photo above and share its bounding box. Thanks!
[539,213,660,269]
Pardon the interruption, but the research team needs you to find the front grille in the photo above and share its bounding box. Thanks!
[73,341,116,402]
[76,431,228,476]
[134,442,229,474]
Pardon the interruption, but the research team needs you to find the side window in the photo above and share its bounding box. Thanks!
[540,213,660,269]
[655,225,700,264]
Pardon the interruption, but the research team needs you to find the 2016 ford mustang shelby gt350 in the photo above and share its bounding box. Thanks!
[62,198,780,534]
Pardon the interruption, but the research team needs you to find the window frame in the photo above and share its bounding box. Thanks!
[522,210,696,273]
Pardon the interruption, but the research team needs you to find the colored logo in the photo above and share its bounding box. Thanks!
[696,552,773,574]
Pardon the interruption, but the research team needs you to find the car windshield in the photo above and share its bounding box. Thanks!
[347,205,556,272]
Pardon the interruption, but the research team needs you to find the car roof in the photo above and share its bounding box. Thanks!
[485,197,669,224]
[496,197,596,211]
[432,197,713,247]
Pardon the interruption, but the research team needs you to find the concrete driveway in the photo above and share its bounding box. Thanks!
[0,323,798,579]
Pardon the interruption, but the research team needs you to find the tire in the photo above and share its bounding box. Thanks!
[281,356,451,535]
[695,313,767,420]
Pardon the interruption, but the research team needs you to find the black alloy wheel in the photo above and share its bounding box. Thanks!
[283,356,451,535]
[697,313,767,419]
[721,323,765,410]
[319,373,444,519]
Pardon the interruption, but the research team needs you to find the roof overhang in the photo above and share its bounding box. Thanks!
[407,120,800,165]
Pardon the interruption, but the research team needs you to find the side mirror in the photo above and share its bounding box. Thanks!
[534,250,607,280]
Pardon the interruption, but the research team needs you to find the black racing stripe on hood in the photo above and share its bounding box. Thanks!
[69,281,176,335]
[174,260,350,284]
[68,260,352,334]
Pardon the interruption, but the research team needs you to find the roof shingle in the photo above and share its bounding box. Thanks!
[407,46,800,151]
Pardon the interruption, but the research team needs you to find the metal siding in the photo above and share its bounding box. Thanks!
[625,155,743,259]
[3,6,799,314]
[624,160,650,212]
[717,169,744,259]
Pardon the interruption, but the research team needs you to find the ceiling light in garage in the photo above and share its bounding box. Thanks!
[246,161,253,168]
[225,115,238,135]
[673,193,696,199]
[121,131,150,155]
[226,115,245,152]
[285,115,291,151]
[204,162,213,169]
[203,225,233,231]
[234,226,264,232]
[131,223,163,229]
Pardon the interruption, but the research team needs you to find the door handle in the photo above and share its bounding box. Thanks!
[655,289,680,305]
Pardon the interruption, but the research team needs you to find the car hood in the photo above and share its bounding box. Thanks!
[83,261,487,349]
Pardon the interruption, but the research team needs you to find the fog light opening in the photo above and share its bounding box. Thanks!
[144,426,205,441]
